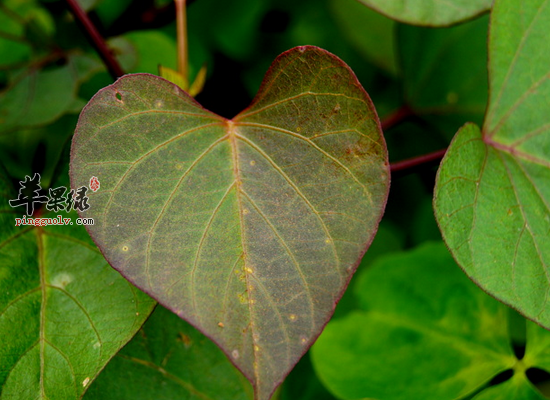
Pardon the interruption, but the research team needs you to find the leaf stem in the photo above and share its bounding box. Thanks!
[380,105,414,131]
[390,148,447,174]
[175,0,188,80]
[65,0,124,80]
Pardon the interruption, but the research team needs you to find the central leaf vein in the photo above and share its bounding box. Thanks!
[240,188,315,333]
[234,133,341,280]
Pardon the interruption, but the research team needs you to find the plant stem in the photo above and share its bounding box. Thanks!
[175,0,188,80]
[390,148,447,174]
[380,105,414,131]
[65,0,124,80]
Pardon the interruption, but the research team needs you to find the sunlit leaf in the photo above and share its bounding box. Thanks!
[70,46,389,400]
[158,65,189,91]
[311,242,516,400]
[471,374,547,400]
[434,0,550,328]
[0,166,155,399]
[525,321,550,371]
[188,64,207,97]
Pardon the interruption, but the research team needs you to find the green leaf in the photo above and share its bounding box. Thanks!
[158,65,189,91]
[434,0,550,328]
[278,353,338,400]
[0,0,33,67]
[471,374,547,400]
[399,15,489,138]
[0,114,78,187]
[188,0,266,61]
[0,53,103,134]
[84,305,253,400]
[311,242,516,400]
[0,167,156,398]
[41,0,100,12]
[119,31,177,75]
[525,321,550,370]
[70,46,389,400]
[357,0,491,26]
[329,0,398,75]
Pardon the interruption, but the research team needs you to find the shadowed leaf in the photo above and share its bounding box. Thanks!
[399,15,489,138]
[356,0,491,26]
[330,0,398,75]
[70,46,389,400]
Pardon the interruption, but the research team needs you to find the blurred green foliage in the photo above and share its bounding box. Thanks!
[1,0,549,399]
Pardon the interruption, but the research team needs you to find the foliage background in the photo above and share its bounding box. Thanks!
[1,0,549,399]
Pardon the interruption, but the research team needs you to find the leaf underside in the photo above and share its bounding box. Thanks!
[434,0,550,328]
[70,46,389,399]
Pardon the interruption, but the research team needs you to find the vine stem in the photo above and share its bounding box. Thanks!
[175,0,188,80]
[390,148,447,174]
[65,0,124,80]
[380,105,414,131]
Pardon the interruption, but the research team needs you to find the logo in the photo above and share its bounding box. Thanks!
[8,173,98,226]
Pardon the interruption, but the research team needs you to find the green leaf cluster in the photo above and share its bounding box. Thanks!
[1,0,550,399]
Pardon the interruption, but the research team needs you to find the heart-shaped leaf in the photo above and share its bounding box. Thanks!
[0,166,155,398]
[434,0,550,328]
[70,46,389,399]
[356,0,491,27]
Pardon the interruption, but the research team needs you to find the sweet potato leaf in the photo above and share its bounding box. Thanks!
[0,53,103,134]
[0,0,101,135]
[310,242,516,400]
[525,321,550,371]
[356,0,491,26]
[330,0,398,75]
[399,15,489,138]
[434,0,550,329]
[84,305,253,400]
[0,166,155,398]
[70,46,389,400]
[471,375,547,400]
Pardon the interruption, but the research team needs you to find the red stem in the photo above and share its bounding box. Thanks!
[380,105,414,131]
[390,148,447,173]
[65,0,124,79]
